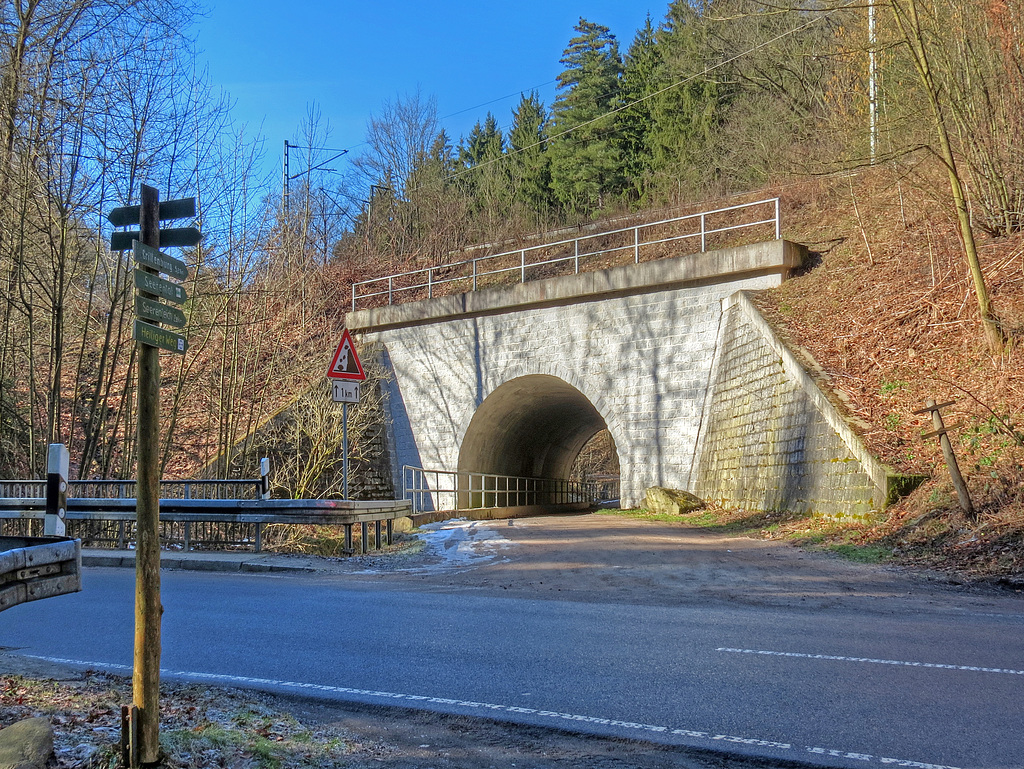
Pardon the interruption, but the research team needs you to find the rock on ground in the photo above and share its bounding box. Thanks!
[644,486,705,515]
[0,717,53,769]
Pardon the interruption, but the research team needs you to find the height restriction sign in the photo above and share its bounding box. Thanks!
[326,329,366,380]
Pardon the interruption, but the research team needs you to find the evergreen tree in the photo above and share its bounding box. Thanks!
[507,92,551,217]
[547,18,625,215]
[458,113,504,168]
[620,15,662,203]
[458,113,512,237]
[648,1,727,202]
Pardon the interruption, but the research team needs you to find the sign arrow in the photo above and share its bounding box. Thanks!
[134,270,187,304]
[133,241,188,281]
[135,296,186,328]
[107,197,196,227]
[112,227,202,252]
[133,319,188,354]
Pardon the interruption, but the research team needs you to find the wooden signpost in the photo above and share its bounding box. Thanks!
[109,185,199,767]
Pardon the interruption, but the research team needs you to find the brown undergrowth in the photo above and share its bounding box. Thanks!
[735,164,1024,582]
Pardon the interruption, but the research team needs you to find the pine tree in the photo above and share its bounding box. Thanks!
[458,113,504,168]
[648,1,726,202]
[620,15,661,203]
[547,18,624,215]
[458,113,512,237]
[507,92,551,217]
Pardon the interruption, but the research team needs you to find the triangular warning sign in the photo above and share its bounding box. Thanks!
[326,329,366,380]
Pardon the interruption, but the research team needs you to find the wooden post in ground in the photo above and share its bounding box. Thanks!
[917,399,975,520]
[134,183,163,766]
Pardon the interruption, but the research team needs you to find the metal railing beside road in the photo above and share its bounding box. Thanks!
[352,198,780,311]
[0,479,264,500]
[403,465,604,515]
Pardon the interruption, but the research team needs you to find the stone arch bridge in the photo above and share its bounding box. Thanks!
[347,239,902,518]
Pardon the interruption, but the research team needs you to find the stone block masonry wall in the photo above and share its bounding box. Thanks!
[693,292,891,519]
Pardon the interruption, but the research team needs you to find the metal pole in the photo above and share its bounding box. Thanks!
[134,183,162,767]
[283,140,290,217]
[342,402,349,500]
[868,1,877,164]
[44,443,68,537]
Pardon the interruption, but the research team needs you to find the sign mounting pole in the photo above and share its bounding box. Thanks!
[326,329,366,502]
[134,183,162,766]
[342,402,349,500]
[109,186,196,767]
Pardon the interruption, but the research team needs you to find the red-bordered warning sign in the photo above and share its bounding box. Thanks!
[326,329,366,380]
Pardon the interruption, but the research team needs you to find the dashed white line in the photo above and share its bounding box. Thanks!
[23,655,964,769]
[717,647,1024,676]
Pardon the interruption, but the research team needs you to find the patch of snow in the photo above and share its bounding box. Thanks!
[343,518,515,575]
[415,519,513,568]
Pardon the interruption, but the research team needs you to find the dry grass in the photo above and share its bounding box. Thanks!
[260,521,418,557]
[0,672,361,769]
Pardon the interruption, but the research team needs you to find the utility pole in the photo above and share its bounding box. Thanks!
[869,0,878,163]
[282,140,290,218]
[281,140,348,219]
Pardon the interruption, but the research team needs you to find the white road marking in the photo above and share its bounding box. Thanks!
[23,654,963,769]
[717,647,1024,676]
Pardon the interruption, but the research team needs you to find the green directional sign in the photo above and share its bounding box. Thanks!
[107,197,196,228]
[134,319,187,354]
[133,241,188,280]
[112,226,202,251]
[135,269,187,304]
[135,295,186,328]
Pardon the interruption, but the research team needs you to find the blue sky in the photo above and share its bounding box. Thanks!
[195,1,657,178]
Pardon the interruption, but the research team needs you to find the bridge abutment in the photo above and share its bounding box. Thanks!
[349,240,810,509]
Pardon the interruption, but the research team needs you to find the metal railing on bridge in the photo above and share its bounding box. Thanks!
[352,198,780,311]
[402,466,614,515]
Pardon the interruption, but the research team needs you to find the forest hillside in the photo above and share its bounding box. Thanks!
[0,0,1021,575]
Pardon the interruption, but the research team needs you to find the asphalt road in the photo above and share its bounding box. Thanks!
[3,522,1023,769]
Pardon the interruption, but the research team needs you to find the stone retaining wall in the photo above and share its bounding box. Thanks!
[692,292,894,520]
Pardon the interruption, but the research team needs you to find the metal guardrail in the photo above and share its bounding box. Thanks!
[0,535,81,612]
[403,466,602,515]
[0,498,413,554]
[352,198,781,310]
[0,479,264,500]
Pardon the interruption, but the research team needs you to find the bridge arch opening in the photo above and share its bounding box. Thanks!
[457,375,618,506]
